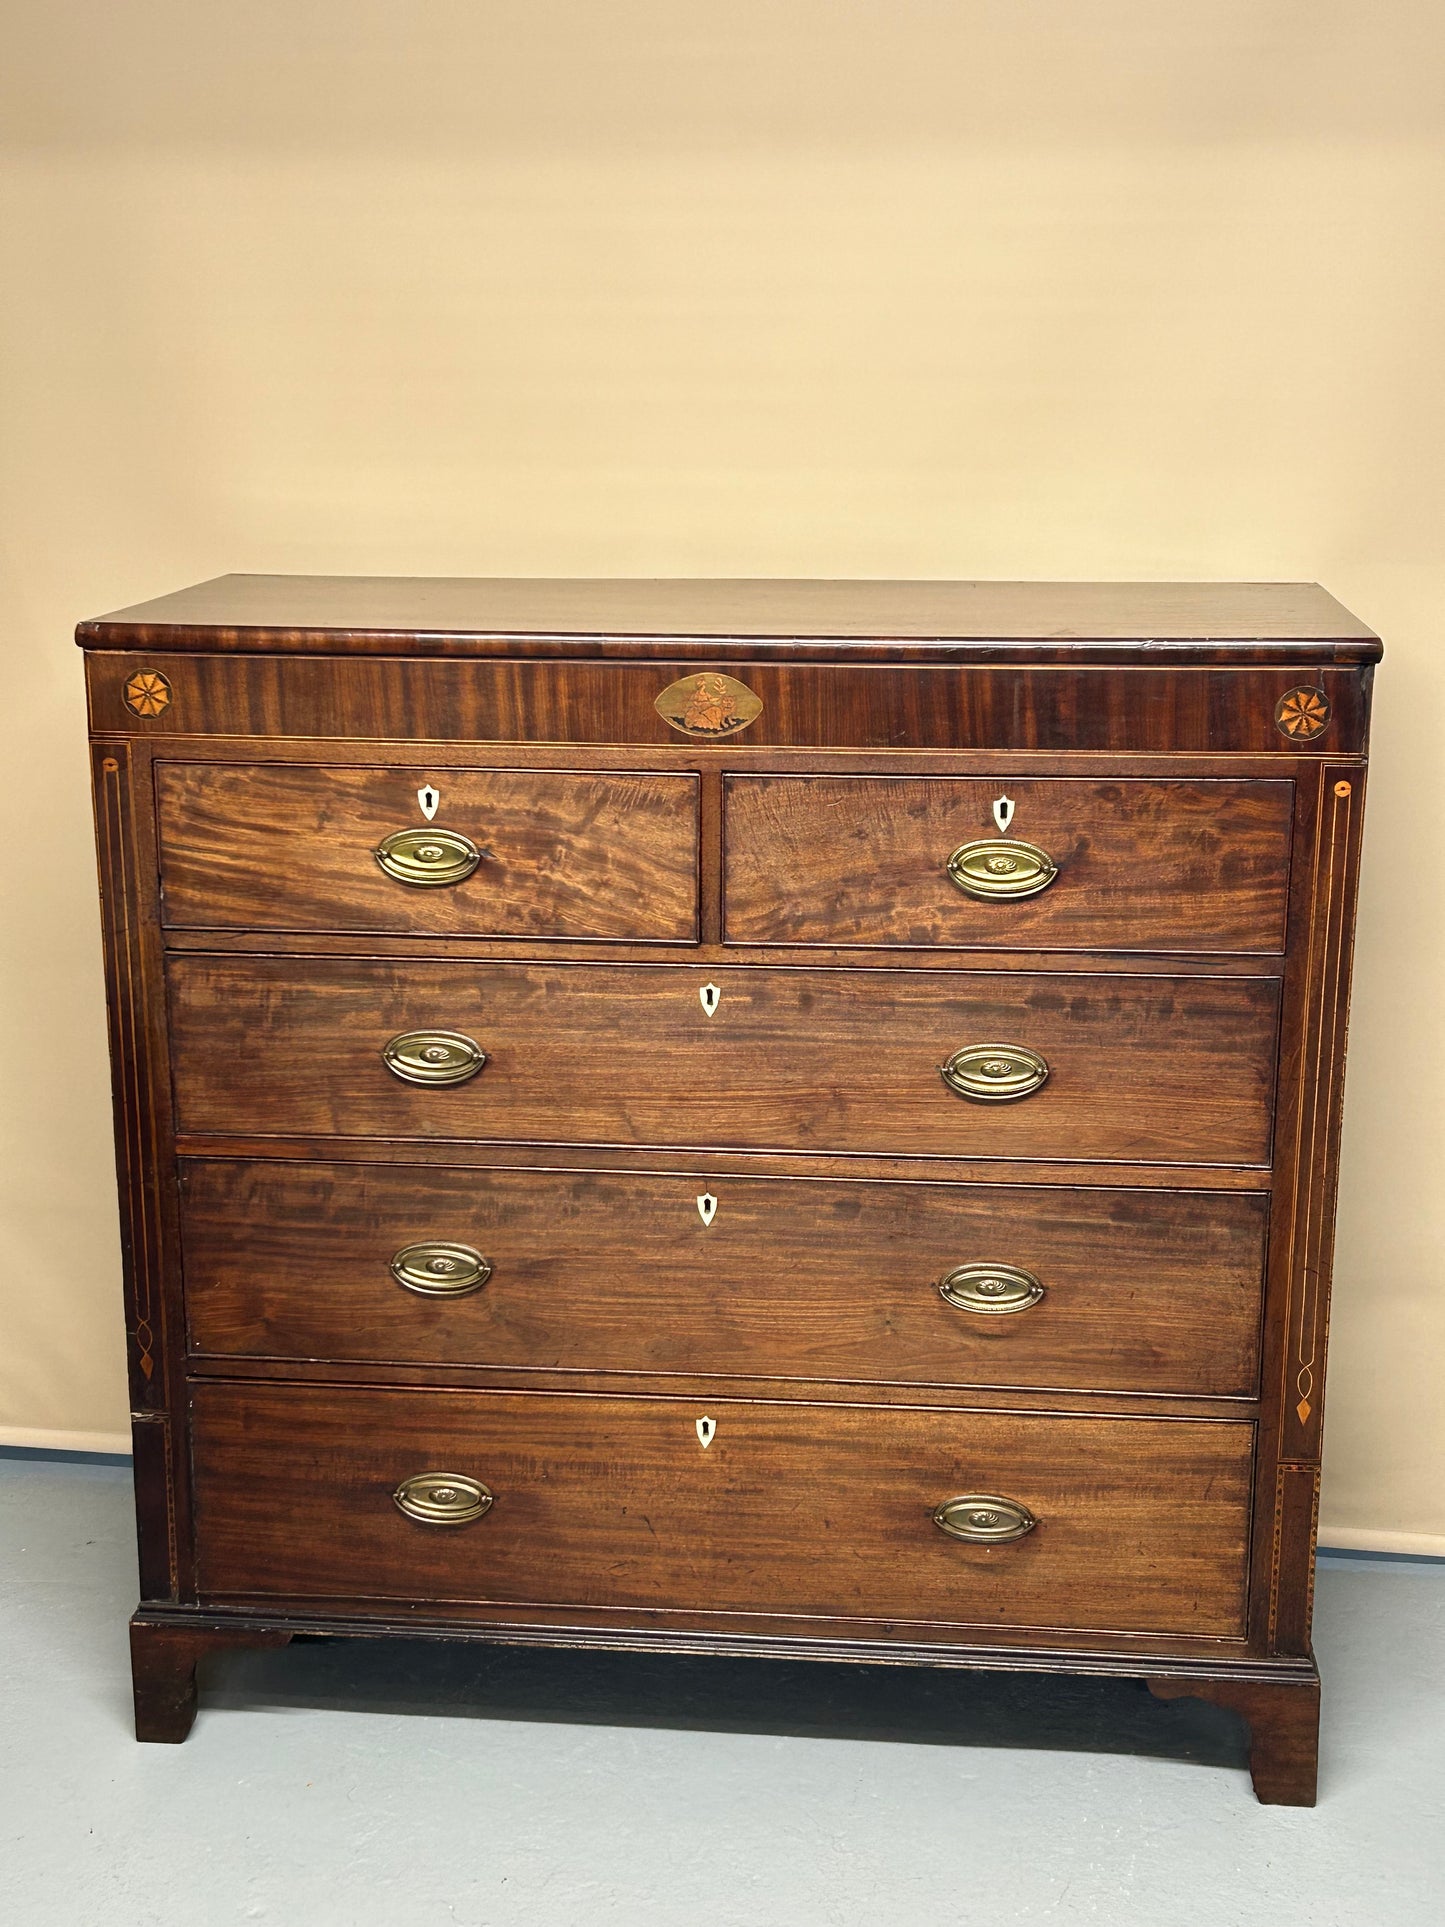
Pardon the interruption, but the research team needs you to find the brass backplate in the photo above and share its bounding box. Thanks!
[939,1042,1049,1102]
[932,1493,1037,1544]
[946,838,1057,901]
[391,1240,492,1296]
[375,826,481,887]
[938,1261,1045,1314]
[393,1472,493,1526]
[382,1029,487,1086]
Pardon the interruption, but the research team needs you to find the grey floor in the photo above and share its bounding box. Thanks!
[4,1459,1443,1927]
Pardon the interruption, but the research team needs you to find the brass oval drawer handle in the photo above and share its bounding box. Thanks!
[939,1262,1045,1314]
[393,1472,493,1526]
[382,1029,487,1086]
[391,1241,492,1297]
[940,1043,1049,1102]
[375,827,481,888]
[947,838,1057,901]
[933,1493,1037,1544]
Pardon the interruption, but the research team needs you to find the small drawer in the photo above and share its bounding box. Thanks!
[155,762,700,941]
[723,776,1293,953]
[182,1159,1267,1397]
[190,1384,1254,1637]
[167,957,1280,1166]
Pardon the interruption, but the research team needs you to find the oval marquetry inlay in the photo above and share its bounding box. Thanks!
[654,672,762,738]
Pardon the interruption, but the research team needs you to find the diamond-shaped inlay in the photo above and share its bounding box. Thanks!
[1296,1397,1312,1425]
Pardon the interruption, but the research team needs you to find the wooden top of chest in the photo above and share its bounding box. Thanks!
[76,576,1381,666]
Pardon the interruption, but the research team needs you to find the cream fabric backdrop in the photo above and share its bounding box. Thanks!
[2,3,1441,1546]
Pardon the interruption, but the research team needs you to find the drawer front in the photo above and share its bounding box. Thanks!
[155,762,699,940]
[167,958,1279,1165]
[88,649,1371,754]
[182,1160,1267,1396]
[190,1385,1253,1636]
[724,776,1293,953]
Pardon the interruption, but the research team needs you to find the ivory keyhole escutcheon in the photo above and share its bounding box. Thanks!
[992,795,1015,833]
[417,784,440,821]
[696,1192,718,1227]
[699,982,721,1017]
[696,1417,717,1448]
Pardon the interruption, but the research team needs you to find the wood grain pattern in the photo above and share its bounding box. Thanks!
[165,956,1281,1165]
[77,574,1381,654]
[85,651,1372,754]
[129,1415,177,1601]
[77,576,1377,1797]
[91,739,203,1605]
[91,746,169,1407]
[168,1135,1278,1193]
[1273,768,1368,1462]
[130,1616,292,1743]
[188,1356,1256,1422]
[155,761,699,940]
[190,1383,1254,1637]
[1147,1669,1320,1805]
[724,775,1293,953]
[179,1159,1268,1395]
[1245,765,1368,1657]
[134,1601,1308,1670]
[1268,1463,1322,1657]
[159,930,1290,978]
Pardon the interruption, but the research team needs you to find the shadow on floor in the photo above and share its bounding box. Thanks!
[201,1636,1250,1771]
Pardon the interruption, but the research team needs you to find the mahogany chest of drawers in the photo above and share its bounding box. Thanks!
[80,576,1379,1804]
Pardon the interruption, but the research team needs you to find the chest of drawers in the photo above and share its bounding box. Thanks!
[80,576,1378,1804]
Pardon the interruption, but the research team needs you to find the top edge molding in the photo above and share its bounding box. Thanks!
[76,576,1383,664]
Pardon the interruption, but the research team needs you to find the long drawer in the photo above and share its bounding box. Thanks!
[723,775,1293,953]
[181,1160,1268,1396]
[155,762,700,940]
[166,958,1280,1164]
[190,1384,1254,1637]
